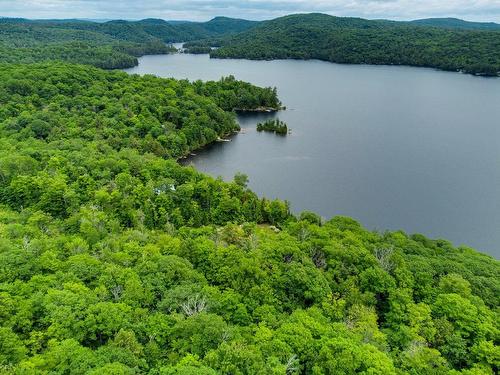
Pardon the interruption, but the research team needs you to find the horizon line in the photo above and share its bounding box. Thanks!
[1,13,499,25]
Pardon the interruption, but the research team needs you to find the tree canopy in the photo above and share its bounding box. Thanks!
[0,17,257,69]
[185,13,500,76]
[0,11,498,373]
[0,61,498,374]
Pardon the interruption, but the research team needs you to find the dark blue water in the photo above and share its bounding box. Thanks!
[125,54,500,257]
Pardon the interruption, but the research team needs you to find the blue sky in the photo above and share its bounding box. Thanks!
[1,0,499,22]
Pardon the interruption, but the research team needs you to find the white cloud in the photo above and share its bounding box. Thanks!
[0,0,499,22]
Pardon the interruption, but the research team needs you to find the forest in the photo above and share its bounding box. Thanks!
[0,17,256,69]
[0,62,498,374]
[3,14,500,74]
[0,10,499,375]
[184,13,500,76]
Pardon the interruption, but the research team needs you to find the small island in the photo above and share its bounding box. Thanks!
[183,46,213,54]
[256,119,289,135]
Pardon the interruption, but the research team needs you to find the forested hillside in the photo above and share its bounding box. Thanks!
[2,14,499,74]
[0,17,257,69]
[0,62,498,374]
[0,11,499,375]
[185,13,500,76]
[407,18,500,30]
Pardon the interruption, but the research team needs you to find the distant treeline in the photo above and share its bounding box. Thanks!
[0,17,257,69]
[2,14,499,74]
[184,46,213,54]
[184,13,500,76]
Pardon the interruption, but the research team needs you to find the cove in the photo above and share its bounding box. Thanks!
[124,53,500,258]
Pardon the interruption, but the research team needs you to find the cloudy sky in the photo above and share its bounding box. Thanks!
[1,0,499,22]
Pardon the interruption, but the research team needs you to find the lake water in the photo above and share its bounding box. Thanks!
[125,53,500,258]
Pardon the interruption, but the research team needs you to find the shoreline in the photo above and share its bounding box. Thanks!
[178,105,285,162]
[234,106,284,113]
[177,129,240,163]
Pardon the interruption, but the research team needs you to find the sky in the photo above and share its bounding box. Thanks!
[0,0,499,23]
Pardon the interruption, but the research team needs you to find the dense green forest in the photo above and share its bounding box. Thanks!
[185,13,500,76]
[2,14,499,74]
[0,62,498,374]
[0,17,256,69]
[0,11,499,375]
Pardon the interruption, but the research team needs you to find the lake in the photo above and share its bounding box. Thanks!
[125,53,500,258]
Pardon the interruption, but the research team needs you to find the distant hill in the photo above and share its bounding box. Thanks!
[0,16,259,68]
[202,16,259,34]
[2,13,499,75]
[0,17,30,23]
[409,17,500,30]
[0,16,258,42]
[186,13,500,76]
